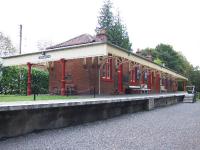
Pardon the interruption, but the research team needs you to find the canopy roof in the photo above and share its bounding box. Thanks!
[0,33,188,81]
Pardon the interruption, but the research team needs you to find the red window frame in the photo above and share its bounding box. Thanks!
[101,58,112,81]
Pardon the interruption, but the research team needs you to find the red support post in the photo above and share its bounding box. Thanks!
[118,64,123,93]
[151,72,154,92]
[148,70,151,91]
[183,81,186,92]
[156,73,160,93]
[60,59,66,96]
[27,63,32,96]
[141,72,144,84]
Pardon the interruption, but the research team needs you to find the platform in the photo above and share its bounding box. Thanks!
[0,92,186,139]
[0,92,186,111]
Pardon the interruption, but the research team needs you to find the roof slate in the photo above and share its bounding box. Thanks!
[46,34,102,50]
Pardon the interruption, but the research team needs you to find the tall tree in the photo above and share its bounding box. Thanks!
[96,0,114,33]
[96,0,132,51]
[0,32,16,57]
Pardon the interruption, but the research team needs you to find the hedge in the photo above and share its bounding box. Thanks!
[0,66,49,95]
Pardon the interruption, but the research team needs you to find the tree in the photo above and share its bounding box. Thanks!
[109,12,132,50]
[96,0,132,51]
[189,66,200,92]
[140,44,200,91]
[0,32,16,57]
[140,44,192,76]
[154,58,163,65]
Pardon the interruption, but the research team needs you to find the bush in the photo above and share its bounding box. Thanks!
[0,66,49,95]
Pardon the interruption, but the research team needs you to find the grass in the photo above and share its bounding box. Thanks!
[197,92,200,101]
[0,95,78,102]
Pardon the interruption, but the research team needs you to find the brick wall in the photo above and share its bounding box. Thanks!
[49,56,175,95]
[49,57,116,95]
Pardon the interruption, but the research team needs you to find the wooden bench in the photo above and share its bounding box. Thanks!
[160,85,167,93]
[129,84,151,94]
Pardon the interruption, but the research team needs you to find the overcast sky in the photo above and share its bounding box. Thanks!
[0,0,199,66]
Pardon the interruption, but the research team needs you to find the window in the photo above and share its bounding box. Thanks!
[102,58,112,80]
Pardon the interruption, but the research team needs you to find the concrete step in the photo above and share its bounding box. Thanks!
[183,99,194,103]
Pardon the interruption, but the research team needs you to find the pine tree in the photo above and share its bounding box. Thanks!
[96,0,114,33]
[96,0,132,51]
[110,12,132,50]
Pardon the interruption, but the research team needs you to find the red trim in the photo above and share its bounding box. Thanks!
[110,58,112,79]
[27,63,32,96]
[60,59,66,96]
[156,73,160,93]
[118,64,123,93]
[141,72,145,84]
[148,71,152,91]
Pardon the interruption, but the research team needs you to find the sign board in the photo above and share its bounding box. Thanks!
[38,52,51,60]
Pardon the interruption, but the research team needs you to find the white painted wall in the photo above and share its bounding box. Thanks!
[2,43,107,66]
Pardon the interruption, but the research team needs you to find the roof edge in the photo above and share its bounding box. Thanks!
[106,42,188,80]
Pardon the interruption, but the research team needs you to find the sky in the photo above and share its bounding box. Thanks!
[0,0,199,66]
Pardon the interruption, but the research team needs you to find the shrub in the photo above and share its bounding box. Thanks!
[0,66,49,95]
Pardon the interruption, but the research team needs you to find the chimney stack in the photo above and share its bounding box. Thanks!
[96,29,107,42]
[136,48,141,55]
[146,50,153,61]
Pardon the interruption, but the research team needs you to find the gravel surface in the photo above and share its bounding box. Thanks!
[0,102,200,150]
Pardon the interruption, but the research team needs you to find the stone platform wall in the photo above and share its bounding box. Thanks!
[0,94,185,139]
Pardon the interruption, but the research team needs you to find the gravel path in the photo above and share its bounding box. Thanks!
[0,102,200,150]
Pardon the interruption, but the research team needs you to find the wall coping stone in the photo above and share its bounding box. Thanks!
[0,92,186,112]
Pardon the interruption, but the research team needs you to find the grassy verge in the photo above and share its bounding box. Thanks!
[198,92,200,101]
[0,95,78,102]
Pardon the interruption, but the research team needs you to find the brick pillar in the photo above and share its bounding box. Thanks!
[60,59,66,96]
[118,64,123,93]
[27,63,32,96]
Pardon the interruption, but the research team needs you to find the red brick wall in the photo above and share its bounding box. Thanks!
[49,57,175,95]
[49,57,116,95]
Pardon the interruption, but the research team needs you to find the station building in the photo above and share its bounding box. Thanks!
[0,31,188,96]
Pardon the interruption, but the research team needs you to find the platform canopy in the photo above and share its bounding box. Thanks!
[0,42,188,81]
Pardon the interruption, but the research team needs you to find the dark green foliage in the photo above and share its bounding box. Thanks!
[140,44,200,92]
[96,0,114,32]
[31,69,49,94]
[140,44,192,75]
[0,66,49,95]
[96,0,132,51]
[189,66,200,92]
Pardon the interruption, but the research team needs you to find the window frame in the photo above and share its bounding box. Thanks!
[101,58,112,81]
